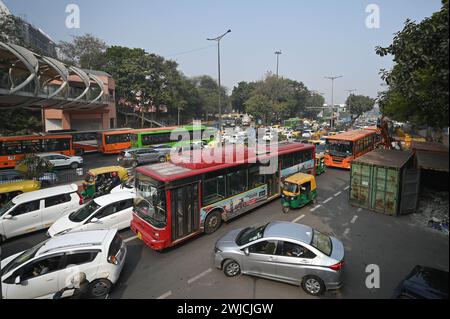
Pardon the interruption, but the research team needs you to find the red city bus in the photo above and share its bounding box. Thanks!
[131,142,316,251]
[0,135,74,169]
[324,130,378,169]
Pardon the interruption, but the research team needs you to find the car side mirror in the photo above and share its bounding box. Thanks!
[90,217,99,223]
[244,248,250,256]
[14,276,22,285]
[3,214,12,220]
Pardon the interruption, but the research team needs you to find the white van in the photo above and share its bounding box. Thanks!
[0,184,82,242]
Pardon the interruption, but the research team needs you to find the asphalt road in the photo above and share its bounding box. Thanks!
[3,168,448,299]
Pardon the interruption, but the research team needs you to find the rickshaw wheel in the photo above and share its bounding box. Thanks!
[282,206,290,214]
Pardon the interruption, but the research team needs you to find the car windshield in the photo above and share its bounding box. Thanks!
[69,201,100,222]
[0,240,48,276]
[311,229,332,256]
[0,200,15,216]
[236,223,268,246]
[134,174,167,229]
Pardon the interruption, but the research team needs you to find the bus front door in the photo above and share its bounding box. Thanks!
[170,183,200,242]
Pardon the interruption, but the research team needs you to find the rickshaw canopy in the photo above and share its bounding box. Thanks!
[0,180,41,194]
[86,166,129,180]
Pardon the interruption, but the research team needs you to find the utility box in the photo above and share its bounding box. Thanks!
[350,149,417,216]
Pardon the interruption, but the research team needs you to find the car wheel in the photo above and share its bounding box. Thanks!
[158,156,166,163]
[70,162,79,169]
[223,259,241,277]
[302,275,326,296]
[88,279,113,299]
[204,210,222,234]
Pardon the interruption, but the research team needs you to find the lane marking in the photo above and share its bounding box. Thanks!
[323,197,333,204]
[334,191,342,197]
[187,268,213,285]
[351,215,358,224]
[157,290,172,299]
[344,186,350,190]
[310,205,322,212]
[343,228,350,236]
[357,208,362,212]
[124,235,138,243]
[292,214,305,223]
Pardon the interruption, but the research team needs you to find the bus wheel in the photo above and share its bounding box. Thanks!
[205,211,222,234]
[282,206,290,214]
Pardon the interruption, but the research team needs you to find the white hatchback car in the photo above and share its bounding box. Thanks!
[0,184,82,242]
[1,229,126,299]
[48,192,135,237]
[37,153,83,169]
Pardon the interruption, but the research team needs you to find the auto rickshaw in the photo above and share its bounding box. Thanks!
[0,180,41,205]
[81,166,129,199]
[281,173,317,214]
[315,154,326,175]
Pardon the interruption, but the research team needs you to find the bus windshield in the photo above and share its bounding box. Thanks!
[134,174,167,229]
[326,140,353,157]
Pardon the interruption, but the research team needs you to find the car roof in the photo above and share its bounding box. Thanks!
[93,191,135,206]
[264,221,313,244]
[12,184,78,204]
[36,153,68,157]
[36,229,114,256]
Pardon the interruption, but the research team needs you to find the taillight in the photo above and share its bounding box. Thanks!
[329,260,344,271]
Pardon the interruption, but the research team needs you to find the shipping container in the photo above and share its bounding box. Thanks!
[350,149,417,216]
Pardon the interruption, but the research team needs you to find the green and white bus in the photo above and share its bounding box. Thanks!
[130,125,215,149]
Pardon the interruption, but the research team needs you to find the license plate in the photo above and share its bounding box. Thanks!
[137,232,143,240]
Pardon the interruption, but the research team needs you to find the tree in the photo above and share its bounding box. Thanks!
[304,92,325,119]
[0,108,42,135]
[230,81,256,113]
[346,94,375,123]
[0,12,25,45]
[190,75,229,120]
[244,94,273,125]
[16,154,54,180]
[376,0,449,128]
[58,34,107,69]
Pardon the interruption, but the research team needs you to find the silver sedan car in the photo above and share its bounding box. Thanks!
[214,221,345,296]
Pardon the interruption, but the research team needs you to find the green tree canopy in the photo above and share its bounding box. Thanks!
[376,0,449,128]
[58,33,108,70]
[346,94,376,122]
[230,81,256,113]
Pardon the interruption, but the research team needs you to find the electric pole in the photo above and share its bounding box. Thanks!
[274,51,282,77]
[324,75,343,130]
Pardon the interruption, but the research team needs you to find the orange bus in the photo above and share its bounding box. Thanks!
[97,129,134,154]
[324,130,377,169]
[0,135,74,169]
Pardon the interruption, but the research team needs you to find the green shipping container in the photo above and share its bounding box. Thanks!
[350,149,415,216]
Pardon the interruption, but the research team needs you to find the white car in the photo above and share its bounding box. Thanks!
[302,130,314,138]
[0,184,82,242]
[47,192,135,237]
[37,153,83,169]
[1,229,126,299]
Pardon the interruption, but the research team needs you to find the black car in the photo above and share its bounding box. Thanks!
[392,266,449,299]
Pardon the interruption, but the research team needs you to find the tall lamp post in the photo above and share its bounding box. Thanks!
[274,51,282,77]
[207,29,231,132]
[324,75,343,130]
[345,89,357,126]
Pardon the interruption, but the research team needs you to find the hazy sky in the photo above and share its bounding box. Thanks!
[4,0,442,104]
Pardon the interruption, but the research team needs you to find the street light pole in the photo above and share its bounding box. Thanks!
[207,29,231,132]
[345,89,357,125]
[324,75,343,131]
[274,51,282,77]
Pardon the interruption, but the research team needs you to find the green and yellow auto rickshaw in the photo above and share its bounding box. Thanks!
[0,180,41,205]
[315,153,326,175]
[81,166,129,199]
[281,173,318,214]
